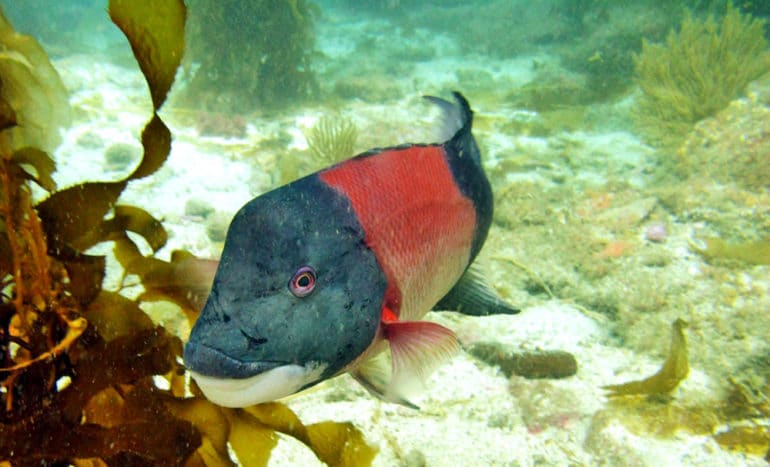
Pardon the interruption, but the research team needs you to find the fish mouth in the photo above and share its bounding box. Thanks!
[189,362,329,408]
[183,342,282,379]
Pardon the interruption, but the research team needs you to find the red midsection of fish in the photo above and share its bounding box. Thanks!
[320,145,476,321]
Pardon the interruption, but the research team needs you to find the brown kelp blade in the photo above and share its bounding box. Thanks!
[0,10,70,153]
[604,319,689,397]
[109,0,185,110]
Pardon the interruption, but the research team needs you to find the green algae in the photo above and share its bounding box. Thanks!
[0,9,70,153]
[279,114,359,185]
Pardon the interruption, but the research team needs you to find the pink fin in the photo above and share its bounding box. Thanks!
[384,320,459,394]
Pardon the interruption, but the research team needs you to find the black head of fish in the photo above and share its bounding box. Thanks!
[184,174,387,407]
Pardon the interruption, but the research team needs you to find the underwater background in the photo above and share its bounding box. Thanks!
[1,0,770,465]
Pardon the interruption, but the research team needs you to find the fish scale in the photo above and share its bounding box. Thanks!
[319,144,476,322]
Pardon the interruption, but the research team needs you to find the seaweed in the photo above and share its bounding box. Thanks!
[594,321,770,458]
[0,2,375,465]
[633,3,770,148]
[691,236,770,265]
[179,0,318,113]
[279,115,358,184]
[305,115,358,165]
[604,318,689,397]
[0,11,70,153]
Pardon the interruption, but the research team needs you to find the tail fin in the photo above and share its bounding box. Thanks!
[424,92,480,165]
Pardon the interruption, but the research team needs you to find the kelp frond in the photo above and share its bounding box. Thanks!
[604,318,690,397]
[0,2,375,465]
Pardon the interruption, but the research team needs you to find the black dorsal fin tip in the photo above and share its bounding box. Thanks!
[423,92,473,143]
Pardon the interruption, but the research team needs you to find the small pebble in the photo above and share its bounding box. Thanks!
[206,211,231,242]
[184,198,215,219]
[644,223,667,243]
[104,142,139,171]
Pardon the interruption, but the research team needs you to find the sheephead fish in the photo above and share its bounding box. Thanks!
[184,92,518,408]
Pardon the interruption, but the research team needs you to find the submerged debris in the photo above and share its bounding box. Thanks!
[467,342,578,379]
[604,318,689,397]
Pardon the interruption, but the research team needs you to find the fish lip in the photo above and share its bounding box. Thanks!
[183,342,284,379]
[188,361,329,407]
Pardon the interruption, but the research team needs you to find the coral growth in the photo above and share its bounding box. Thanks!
[305,115,358,164]
[633,3,770,147]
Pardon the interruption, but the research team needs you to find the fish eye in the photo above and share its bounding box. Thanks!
[289,265,316,297]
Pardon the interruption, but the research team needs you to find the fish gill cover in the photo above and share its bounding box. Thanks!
[0,1,375,465]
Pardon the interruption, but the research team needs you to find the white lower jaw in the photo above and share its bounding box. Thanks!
[189,362,327,408]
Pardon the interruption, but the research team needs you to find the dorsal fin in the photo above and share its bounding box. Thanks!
[424,93,467,143]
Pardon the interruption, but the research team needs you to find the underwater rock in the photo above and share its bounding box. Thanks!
[691,237,770,266]
[333,75,402,102]
[76,130,105,149]
[402,449,427,467]
[104,142,139,171]
[644,222,667,243]
[467,342,577,379]
[678,96,770,192]
[510,378,584,435]
[205,211,231,243]
[184,198,215,219]
[595,196,657,231]
[583,411,650,467]
[196,112,247,138]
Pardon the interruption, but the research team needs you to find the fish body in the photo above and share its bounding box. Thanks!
[184,93,517,408]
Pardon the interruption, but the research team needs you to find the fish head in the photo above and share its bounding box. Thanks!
[184,177,387,407]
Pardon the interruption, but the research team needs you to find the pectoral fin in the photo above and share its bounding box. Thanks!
[352,353,419,409]
[352,319,459,409]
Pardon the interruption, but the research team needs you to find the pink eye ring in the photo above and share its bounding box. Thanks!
[289,266,316,297]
